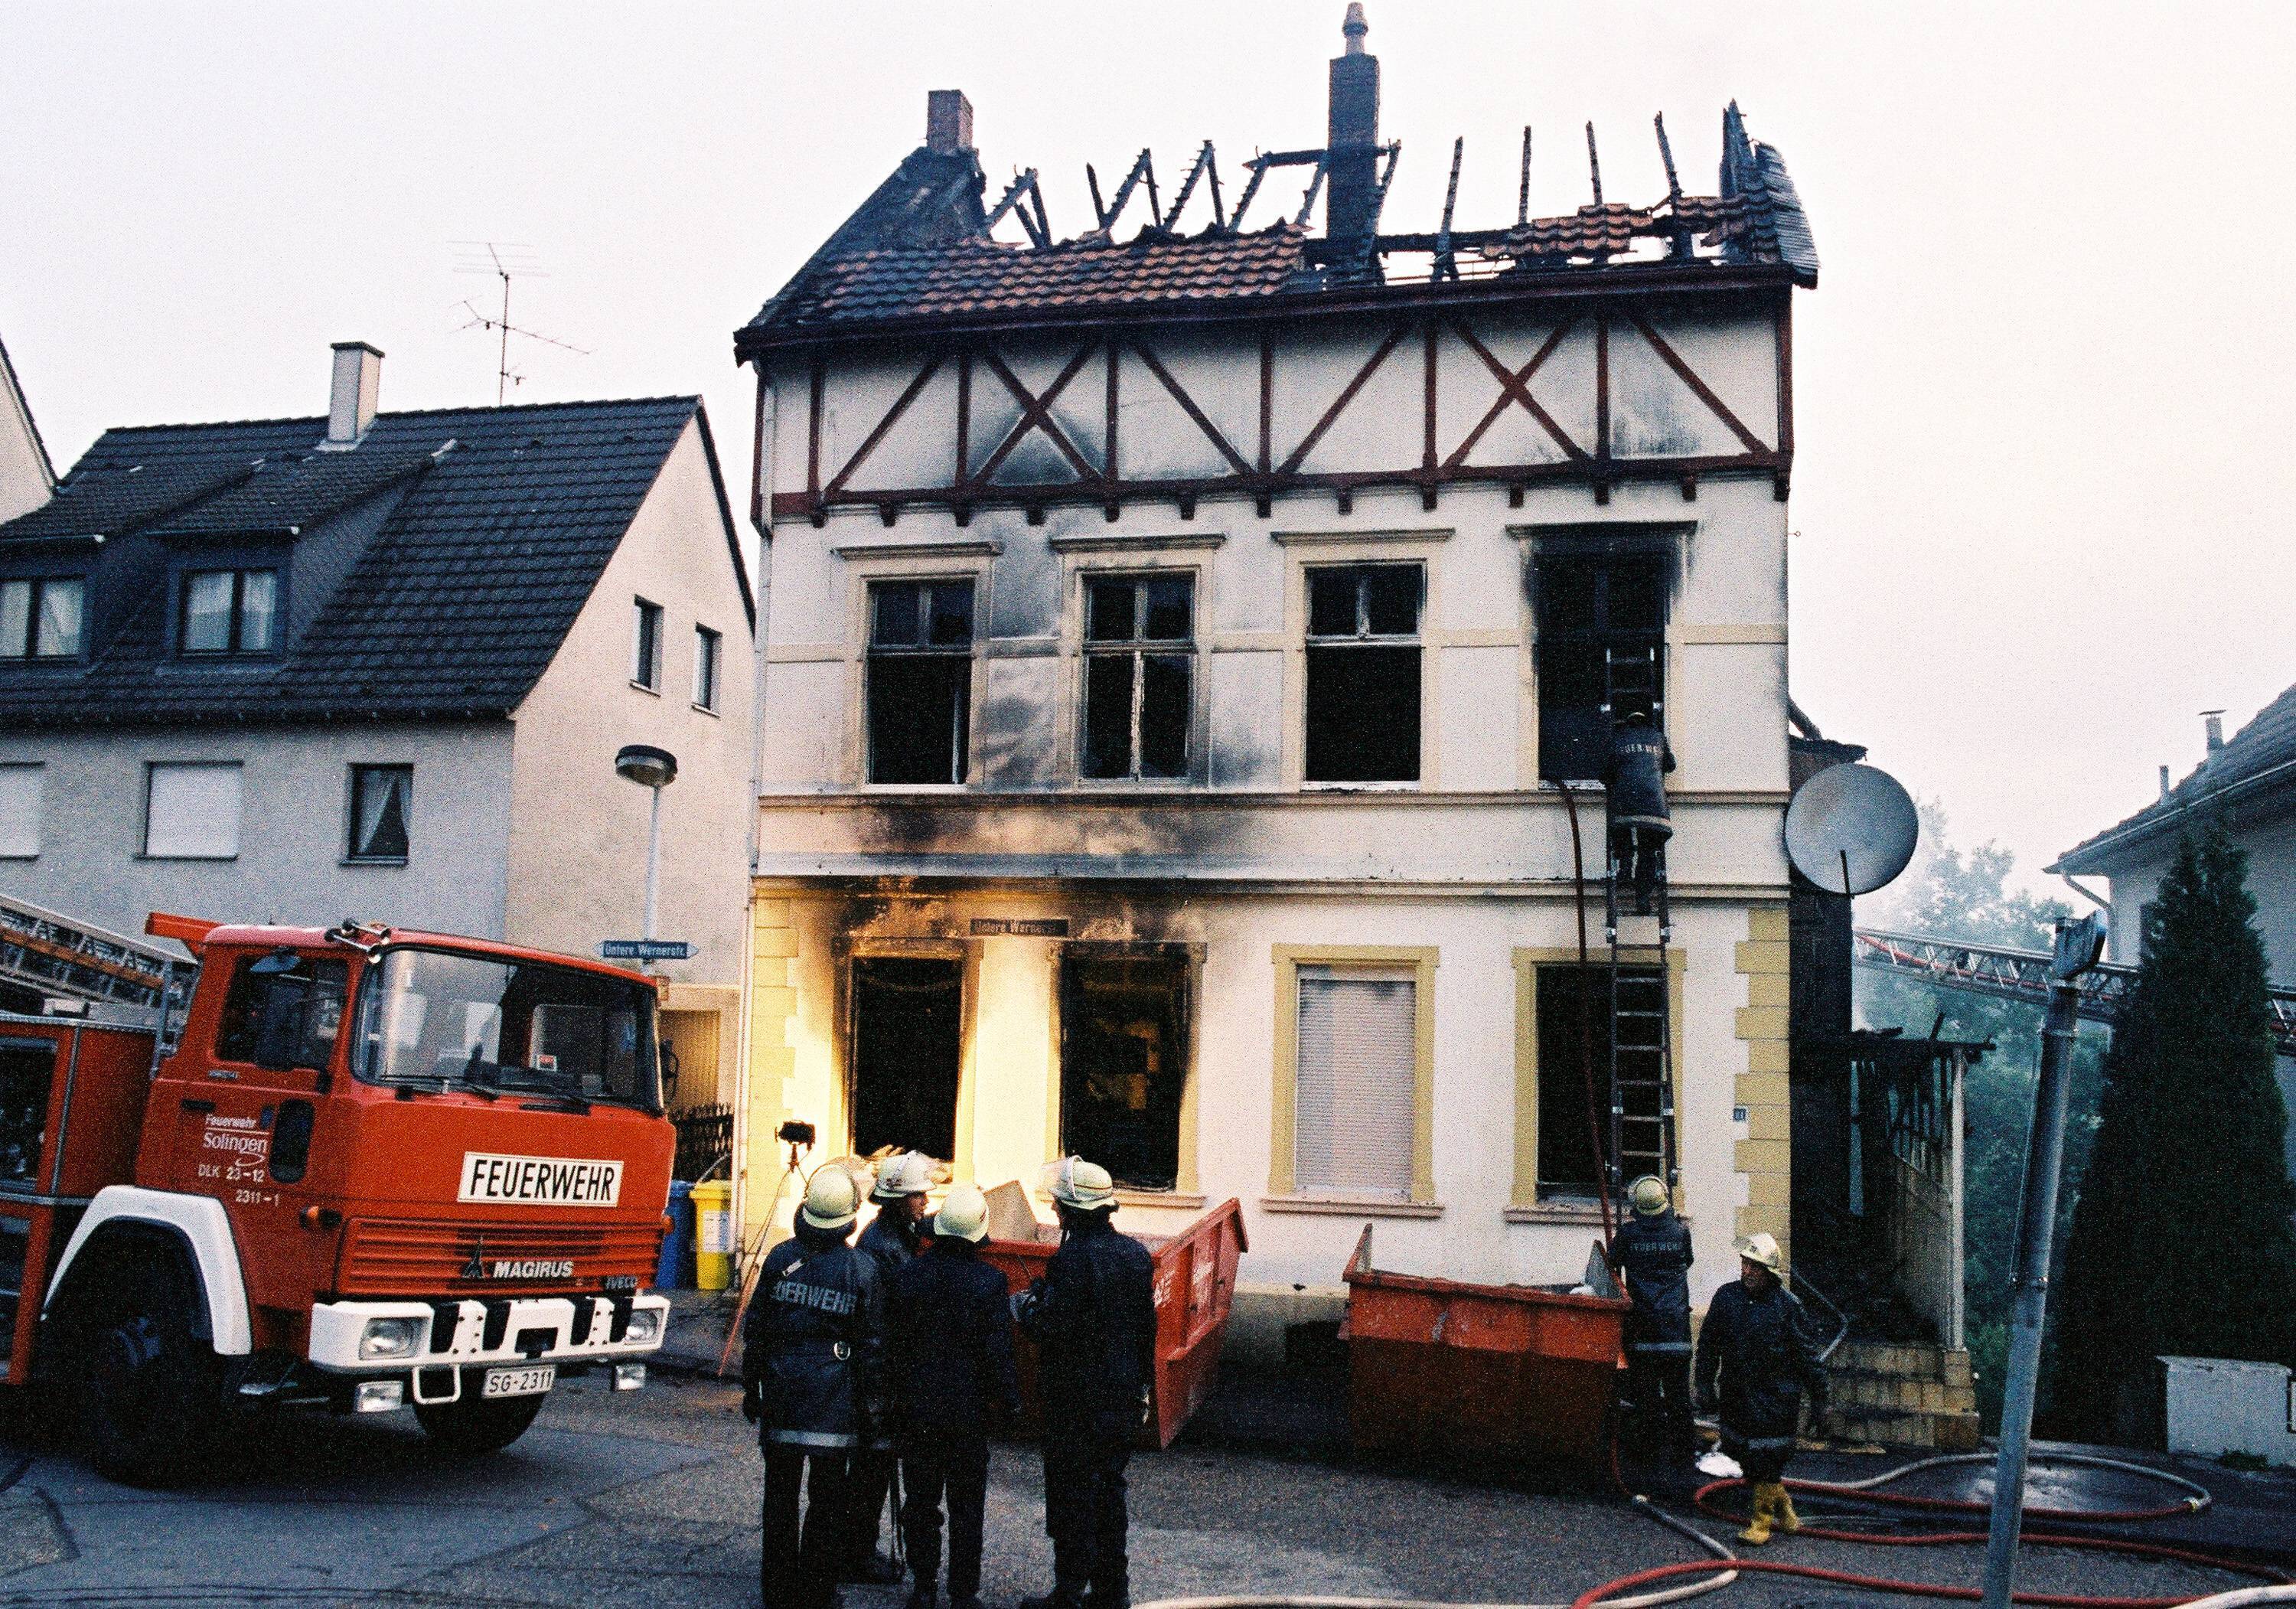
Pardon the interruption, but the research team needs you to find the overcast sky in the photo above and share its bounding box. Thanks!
[5,2,2291,895]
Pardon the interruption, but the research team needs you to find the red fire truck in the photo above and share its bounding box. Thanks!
[0,899,676,1483]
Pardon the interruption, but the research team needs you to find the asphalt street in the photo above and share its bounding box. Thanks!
[0,1373,2274,1608]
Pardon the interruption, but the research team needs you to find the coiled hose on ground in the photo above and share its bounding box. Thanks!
[1137,1447,2291,1609]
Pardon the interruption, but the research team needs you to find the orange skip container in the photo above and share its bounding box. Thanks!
[1341,1223,1628,1465]
[980,1196,1247,1449]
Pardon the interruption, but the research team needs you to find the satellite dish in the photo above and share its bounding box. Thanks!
[1783,762,1919,896]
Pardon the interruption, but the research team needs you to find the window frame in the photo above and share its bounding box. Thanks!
[141,760,244,862]
[1508,945,1687,1219]
[1522,526,1681,785]
[0,576,87,662]
[1078,570,1199,784]
[1298,558,1428,788]
[692,624,722,713]
[1052,942,1202,1195]
[631,597,664,693]
[861,576,978,788]
[344,762,413,867]
[176,566,280,658]
[0,763,43,860]
[1267,943,1439,1213]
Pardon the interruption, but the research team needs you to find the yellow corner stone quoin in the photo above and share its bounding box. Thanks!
[1733,903,1792,1258]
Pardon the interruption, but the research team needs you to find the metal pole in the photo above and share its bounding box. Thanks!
[1981,912,2104,1609]
[643,785,663,943]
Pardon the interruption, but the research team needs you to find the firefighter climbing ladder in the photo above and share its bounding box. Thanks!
[1601,645,1678,1196]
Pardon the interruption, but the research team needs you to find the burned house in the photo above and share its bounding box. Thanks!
[732,9,1818,1323]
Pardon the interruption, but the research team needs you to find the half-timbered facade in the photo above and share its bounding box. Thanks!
[734,11,1817,1321]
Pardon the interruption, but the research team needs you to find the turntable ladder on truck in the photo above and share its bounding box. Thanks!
[0,894,189,1022]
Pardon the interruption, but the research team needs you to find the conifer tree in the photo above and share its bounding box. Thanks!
[2053,823,2296,1438]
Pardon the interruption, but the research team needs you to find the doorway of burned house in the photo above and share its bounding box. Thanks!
[850,957,964,1160]
[1058,947,1189,1192]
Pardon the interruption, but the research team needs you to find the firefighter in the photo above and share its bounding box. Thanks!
[1016,1157,1155,1609]
[1693,1231,1831,1546]
[1605,710,1675,915]
[848,1151,937,1585]
[887,1183,1022,1609]
[745,1166,885,1609]
[1610,1174,1695,1473]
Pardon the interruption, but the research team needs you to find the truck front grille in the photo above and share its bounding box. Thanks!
[338,1218,659,1296]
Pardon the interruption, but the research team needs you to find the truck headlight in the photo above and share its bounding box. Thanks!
[358,1316,426,1361]
[623,1307,661,1346]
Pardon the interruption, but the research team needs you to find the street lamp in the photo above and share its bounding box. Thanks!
[614,744,678,943]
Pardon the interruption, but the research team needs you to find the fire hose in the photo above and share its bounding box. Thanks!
[1137,1448,2287,1609]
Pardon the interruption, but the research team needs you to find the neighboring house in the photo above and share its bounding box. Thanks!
[2053,697,2296,1170]
[0,343,756,1119]
[0,334,56,524]
[731,5,1819,1319]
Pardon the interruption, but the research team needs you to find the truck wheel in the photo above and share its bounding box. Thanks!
[83,1292,219,1487]
[413,1392,545,1455]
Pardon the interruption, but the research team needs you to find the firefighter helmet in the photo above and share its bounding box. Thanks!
[800,1165,862,1231]
[1042,1156,1117,1210]
[872,1150,936,1203]
[1629,1176,1671,1216]
[1735,1231,1785,1275]
[934,1183,990,1244]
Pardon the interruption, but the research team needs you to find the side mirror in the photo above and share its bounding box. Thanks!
[251,974,311,1073]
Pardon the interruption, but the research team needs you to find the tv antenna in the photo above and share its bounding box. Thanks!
[451,242,589,403]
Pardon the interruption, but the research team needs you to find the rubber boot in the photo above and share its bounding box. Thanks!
[1773,1483,1802,1536]
[1736,1483,1776,1547]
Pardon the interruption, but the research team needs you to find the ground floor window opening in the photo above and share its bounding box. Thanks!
[850,956,964,1160]
[1293,965,1418,1201]
[1534,963,1668,1199]
[1059,948,1189,1192]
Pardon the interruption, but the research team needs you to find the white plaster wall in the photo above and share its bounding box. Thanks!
[506,418,753,990]
[761,886,1759,1307]
[0,347,51,525]
[0,723,514,944]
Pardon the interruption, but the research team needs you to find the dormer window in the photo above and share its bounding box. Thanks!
[181,568,278,656]
[0,578,84,661]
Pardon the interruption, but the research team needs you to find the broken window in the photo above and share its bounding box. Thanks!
[1060,948,1189,1190]
[1082,575,1193,780]
[1304,563,1422,782]
[1532,537,1670,782]
[866,579,974,785]
[1293,964,1417,1199]
[1533,963,1668,1197]
[850,956,964,1159]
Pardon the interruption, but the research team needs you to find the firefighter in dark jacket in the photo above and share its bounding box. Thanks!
[1693,1232,1830,1546]
[1605,710,1675,915]
[744,1166,885,1609]
[887,1183,1022,1609]
[1016,1157,1155,1609]
[1610,1174,1695,1470]
[848,1151,936,1585]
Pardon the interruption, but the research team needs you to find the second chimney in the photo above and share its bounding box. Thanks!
[927,90,974,155]
[1326,4,1381,243]
[327,341,383,445]
[2203,710,2226,755]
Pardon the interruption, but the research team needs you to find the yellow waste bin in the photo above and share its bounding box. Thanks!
[691,1179,735,1291]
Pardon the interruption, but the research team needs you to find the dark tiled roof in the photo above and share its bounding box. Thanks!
[741,105,1816,349]
[767,226,1310,329]
[148,445,444,537]
[2056,680,2296,871]
[0,453,270,546]
[0,397,746,729]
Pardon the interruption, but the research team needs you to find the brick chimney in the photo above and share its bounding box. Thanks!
[927,90,974,155]
[1326,4,1381,243]
[326,341,383,446]
[2204,709,2226,755]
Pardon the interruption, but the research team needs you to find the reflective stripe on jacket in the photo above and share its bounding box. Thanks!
[742,1223,884,1448]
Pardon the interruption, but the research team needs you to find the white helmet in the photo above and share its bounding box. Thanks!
[1629,1176,1671,1217]
[872,1151,936,1203]
[1042,1156,1116,1211]
[799,1165,861,1232]
[1735,1231,1784,1276]
[934,1183,990,1245]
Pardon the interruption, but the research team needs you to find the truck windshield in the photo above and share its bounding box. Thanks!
[352,948,659,1111]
